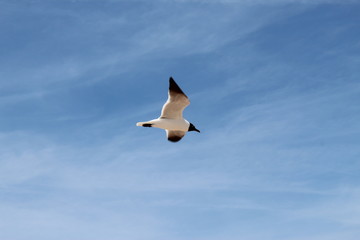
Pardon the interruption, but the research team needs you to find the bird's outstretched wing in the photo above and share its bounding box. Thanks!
[166,130,186,142]
[160,77,190,119]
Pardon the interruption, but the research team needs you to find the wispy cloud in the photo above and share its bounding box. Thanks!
[1,74,359,238]
[0,0,299,95]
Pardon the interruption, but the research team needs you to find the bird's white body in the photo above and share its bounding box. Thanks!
[136,118,190,131]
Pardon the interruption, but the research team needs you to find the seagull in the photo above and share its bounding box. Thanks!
[136,77,200,142]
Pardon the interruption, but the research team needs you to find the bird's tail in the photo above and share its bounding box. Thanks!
[136,122,145,126]
[136,122,153,127]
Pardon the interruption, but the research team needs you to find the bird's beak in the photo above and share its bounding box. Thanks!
[195,128,200,133]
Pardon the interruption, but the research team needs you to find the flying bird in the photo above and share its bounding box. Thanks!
[136,77,200,142]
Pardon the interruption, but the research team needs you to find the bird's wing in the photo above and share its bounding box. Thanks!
[160,77,190,119]
[166,130,186,142]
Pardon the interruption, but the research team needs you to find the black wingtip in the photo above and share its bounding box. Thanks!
[168,136,182,142]
[168,77,185,94]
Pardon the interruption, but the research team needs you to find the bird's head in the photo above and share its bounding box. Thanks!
[188,123,200,133]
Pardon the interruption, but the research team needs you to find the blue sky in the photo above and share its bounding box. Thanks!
[1,0,360,239]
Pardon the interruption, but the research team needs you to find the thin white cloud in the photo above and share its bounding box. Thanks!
[1,77,359,238]
[0,0,299,101]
